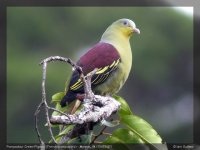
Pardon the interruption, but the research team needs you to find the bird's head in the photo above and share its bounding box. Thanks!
[101,18,140,41]
[112,18,140,37]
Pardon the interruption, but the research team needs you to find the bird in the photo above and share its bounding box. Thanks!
[60,18,140,113]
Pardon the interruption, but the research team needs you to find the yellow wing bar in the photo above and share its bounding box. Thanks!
[70,58,120,91]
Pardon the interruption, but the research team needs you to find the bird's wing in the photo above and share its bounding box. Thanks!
[68,42,120,92]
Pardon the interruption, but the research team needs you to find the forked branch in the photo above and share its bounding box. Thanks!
[35,56,121,144]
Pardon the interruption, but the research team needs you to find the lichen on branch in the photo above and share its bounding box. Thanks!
[50,95,120,125]
[35,56,121,144]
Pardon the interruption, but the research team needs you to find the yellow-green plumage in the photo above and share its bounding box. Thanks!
[60,18,140,107]
[95,18,140,95]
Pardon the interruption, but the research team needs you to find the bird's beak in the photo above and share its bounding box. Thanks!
[133,27,140,34]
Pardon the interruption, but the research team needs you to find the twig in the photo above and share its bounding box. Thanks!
[34,101,44,144]
[35,56,83,144]
[41,62,57,143]
[34,63,57,144]
[82,69,97,99]
[47,106,69,117]
[39,56,83,75]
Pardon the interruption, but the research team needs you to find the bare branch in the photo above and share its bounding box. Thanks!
[35,56,84,144]
[47,106,69,117]
[34,101,44,144]
[50,95,120,125]
[39,56,83,75]
[35,56,121,145]
[42,62,57,143]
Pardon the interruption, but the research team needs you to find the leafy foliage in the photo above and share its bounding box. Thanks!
[49,92,167,149]
[51,92,65,103]
[120,115,162,143]
[113,95,133,116]
[103,128,144,144]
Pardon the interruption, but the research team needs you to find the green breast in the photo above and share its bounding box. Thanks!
[94,61,131,95]
[97,33,133,95]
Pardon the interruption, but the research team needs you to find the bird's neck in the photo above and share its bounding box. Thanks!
[100,29,132,58]
[100,29,133,75]
[100,29,130,45]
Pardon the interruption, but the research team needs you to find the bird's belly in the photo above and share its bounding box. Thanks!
[94,63,129,95]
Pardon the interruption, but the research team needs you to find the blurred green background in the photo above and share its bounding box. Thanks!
[7,7,193,143]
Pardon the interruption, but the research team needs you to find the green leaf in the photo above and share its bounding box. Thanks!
[49,125,74,143]
[103,128,144,144]
[55,125,74,143]
[113,95,133,116]
[121,115,166,150]
[51,92,65,103]
[104,138,131,150]
[58,125,74,137]
[103,128,146,150]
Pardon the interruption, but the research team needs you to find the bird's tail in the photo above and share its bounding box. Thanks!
[60,91,77,107]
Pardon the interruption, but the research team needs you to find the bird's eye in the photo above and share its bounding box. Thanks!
[123,21,128,26]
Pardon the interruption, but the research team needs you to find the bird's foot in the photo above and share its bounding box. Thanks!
[76,94,86,101]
